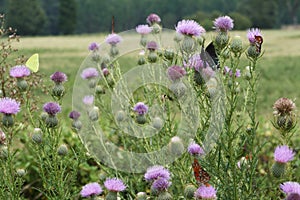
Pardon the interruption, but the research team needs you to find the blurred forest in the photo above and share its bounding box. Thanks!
[0,0,299,35]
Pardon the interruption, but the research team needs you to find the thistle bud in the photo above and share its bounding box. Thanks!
[136,192,147,200]
[2,114,14,127]
[157,192,172,200]
[230,36,243,54]
[16,168,26,177]
[184,184,197,199]
[170,82,186,98]
[181,36,197,53]
[247,45,260,58]
[110,45,119,57]
[168,136,184,156]
[45,115,58,128]
[215,33,229,50]
[136,114,147,124]
[52,83,65,98]
[152,117,163,130]
[17,79,28,91]
[271,162,286,178]
[58,144,68,156]
[88,106,99,121]
[116,110,126,122]
[105,191,118,200]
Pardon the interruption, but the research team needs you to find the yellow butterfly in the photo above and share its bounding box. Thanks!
[26,53,39,72]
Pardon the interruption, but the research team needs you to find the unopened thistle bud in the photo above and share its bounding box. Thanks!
[215,32,229,50]
[2,114,14,127]
[58,144,68,156]
[16,168,26,177]
[181,36,197,53]
[170,82,186,98]
[152,117,163,130]
[45,115,58,128]
[17,79,28,91]
[88,106,99,121]
[157,192,172,200]
[32,128,43,144]
[52,83,65,98]
[136,192,148,200]
[230,36,243,54]
[184,184,197,199]
[168,136,184,156]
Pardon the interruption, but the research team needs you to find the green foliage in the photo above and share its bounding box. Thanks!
[58,0,77,35]
[6,0,47,35]
[229,12,252,30]
[237,0,279,28]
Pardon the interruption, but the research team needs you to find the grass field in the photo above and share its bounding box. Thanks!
[13,29,300,120]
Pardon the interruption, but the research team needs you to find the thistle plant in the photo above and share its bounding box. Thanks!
[0,11,298,200]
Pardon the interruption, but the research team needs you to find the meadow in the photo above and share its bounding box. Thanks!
[14,29,300,117]
[1,26,299,199]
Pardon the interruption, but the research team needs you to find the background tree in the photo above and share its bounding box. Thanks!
[237,0,279,28]
[6,0,47,35]
[58,0,77,35]
[41,0,59,35]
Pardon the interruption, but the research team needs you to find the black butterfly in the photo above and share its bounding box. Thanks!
[201,42,219,70]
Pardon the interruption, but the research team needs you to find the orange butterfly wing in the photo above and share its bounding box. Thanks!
[192,158,210,186]
[254,36,263,53]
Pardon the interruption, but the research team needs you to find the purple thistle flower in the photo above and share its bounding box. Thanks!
[274,145,295,163]
[81,68,99,79]
[105,33,122,45]
[104,178,126,192]
[102,68,109,76]
[152,178,171,191]
[235,69,241,77]
[43,102,61,115]
[213,16,234,32]
[223,66,240,78]
[50,71,67,83]
[280,182,300,195]
[136,24,152,35]
[194,185,217,199]
[247,28,263,44]
[133,102,148,115]
[287,193,300,200]
[188,142,204,156]
[167,65,186,81]
[69,110,81,120]
[88,42,100,51]
[146,41,158,51]
[144,165,170,181]
[83,95,94,106]
[80,182,103,198]
[146,13,161,25]
[0,97,21,114]
[176,20,206,37]
[184,54,207,71]
[202,67,215,79]
[10,65,31,78]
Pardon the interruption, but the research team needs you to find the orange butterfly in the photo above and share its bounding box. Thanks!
[255,35,263,53]
[192,158,210,186]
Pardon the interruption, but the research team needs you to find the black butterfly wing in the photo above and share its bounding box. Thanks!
[203,42,219,70]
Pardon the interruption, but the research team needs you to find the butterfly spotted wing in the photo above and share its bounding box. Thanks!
[255,35,263,53]
[192,158,210,186]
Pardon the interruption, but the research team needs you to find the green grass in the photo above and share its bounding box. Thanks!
[12,29,300,118]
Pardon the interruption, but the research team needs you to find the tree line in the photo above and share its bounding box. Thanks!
[0,0,299,35]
